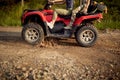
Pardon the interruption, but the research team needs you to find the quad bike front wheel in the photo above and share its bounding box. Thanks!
[22,23,44,45]
[75,26,98,47]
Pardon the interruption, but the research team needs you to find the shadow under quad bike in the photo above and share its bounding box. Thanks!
[21,2,103,47]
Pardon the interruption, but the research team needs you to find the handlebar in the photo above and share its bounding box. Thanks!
[48,0,65,4]
[44,3,53,10]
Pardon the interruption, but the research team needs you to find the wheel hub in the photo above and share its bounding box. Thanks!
[25,28,39,42]
[80,30,95,43]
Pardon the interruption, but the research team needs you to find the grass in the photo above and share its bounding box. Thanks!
[0,1,120,29]
[0,4,22,26]
[0,1,44,27]
[95,20,120,30]
[95,14,120,29]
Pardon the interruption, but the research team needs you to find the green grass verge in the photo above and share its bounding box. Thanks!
[95,20,120,30]
[0,1,44,27]
[95,14,120,29]
[0,4,22,26]
[0,1,120,29]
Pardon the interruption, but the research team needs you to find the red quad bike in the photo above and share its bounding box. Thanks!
[21,2,103,47]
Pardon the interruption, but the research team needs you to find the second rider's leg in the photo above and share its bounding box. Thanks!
[64,5,84,29]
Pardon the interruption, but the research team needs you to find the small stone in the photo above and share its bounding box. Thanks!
[22,67,27,72]
[63,74,67,78]
[44,71,49,76]
[23,62,29,67]
[105,28,110,33]
[85,66,89,70]
[110,64,114,68]
[16,65,21,70]
[37,74,41,79]
[0,72,2,77]
[100,75,105,79]
[16,75,22,80]
[29,67,33,71]
[23,72,29,79]
[116,72,120,76]
[3,61,8,64]
[28,73,34,80]
[80,69,85,74]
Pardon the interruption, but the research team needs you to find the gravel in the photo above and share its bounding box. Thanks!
[0,52,120,80]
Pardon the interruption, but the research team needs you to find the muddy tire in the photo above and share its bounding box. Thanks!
[75,26,98,47]
[22,23,44,45]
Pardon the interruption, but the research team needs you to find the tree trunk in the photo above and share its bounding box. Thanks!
[21,0,24,7]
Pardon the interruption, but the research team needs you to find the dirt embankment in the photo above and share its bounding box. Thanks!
[0,27,120,80]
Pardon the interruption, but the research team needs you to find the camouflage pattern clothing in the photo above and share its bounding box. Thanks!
[65,0,91,29]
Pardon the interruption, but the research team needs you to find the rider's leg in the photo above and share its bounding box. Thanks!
[64,13,76,29]
[64,5,84,29]
[52,8,71,24]
[47,9,70,29]
[81,0,90,14]
[64,5,84,37]
[47,10,58,29]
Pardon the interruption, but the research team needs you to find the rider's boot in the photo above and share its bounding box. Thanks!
[46,22,54,29]
[64,25,72,37]
[64,29,71,37]
[64,26,72,29]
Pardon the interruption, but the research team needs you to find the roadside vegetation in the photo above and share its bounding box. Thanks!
[0,0,120,29]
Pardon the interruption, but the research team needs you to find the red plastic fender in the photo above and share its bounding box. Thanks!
[22,11,47,24]
[74,13,103,26]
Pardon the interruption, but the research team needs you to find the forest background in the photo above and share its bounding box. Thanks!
[0,0,120,29]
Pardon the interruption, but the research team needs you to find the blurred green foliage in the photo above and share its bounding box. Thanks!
[0,0,120,29]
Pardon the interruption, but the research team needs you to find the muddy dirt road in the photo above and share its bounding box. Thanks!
[0,27,120,80]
